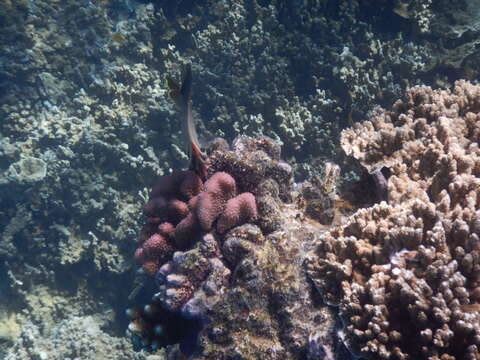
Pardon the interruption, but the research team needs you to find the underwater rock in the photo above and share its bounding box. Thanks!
[7,156,47,183]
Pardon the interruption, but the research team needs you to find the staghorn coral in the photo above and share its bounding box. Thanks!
[307,80,480,360]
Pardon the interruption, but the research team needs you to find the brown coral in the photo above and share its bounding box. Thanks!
[307,80,480,360]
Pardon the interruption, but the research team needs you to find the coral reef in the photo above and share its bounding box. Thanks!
[3,0,480,358]
[128,139,274,351]
[307,81,480,359]
[297,162,341,225]
[133,167,257,281]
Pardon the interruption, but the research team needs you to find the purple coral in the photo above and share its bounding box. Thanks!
[158,222,175,238]
[143,198,189,224]
[134,233,174,275]
[143,234,173,259]
[174,213,201,249]
[150,170,201,199]
[129,136,300,357]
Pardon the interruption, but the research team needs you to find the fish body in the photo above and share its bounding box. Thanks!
[167,64,208,179]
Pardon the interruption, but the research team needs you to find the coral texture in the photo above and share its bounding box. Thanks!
[217,192,258,234]
[6,315,148,360]
[307,80,480,360]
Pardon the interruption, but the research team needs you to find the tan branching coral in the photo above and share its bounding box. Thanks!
[307,80,480,360]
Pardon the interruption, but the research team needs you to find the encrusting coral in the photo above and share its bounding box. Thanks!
[306,80,480,360]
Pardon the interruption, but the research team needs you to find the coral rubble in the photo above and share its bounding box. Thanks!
[6,315,148,360]
[307,80,480,360]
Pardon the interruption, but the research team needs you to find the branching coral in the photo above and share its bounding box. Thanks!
[307,80,480,360]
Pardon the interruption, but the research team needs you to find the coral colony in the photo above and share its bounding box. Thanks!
[126,136,292,354]
[5,1,480,359]
[307,81,480,360]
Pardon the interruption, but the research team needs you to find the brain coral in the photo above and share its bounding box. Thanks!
[307,80,480,360]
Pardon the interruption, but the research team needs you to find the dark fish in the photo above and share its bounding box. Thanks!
[167,64,208,179]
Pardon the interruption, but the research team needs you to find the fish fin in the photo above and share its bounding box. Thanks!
[180,63,192,99]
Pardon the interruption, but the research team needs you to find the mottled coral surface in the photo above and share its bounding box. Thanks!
[127,137,354,359]
[307,81,480,360]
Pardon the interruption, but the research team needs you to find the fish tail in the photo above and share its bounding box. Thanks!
[189,142,208,180]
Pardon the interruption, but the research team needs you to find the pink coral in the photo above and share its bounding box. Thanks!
[143,197,167,218]
[158,222,175,238]
[174,213,201,249]
[204,171,236,197]
[143,198,189,224]
[143,234,174,259]
[138,223,158,243]
[217,192,258,234]
[134,248,146,264]
[196,172,236,231]
[196,192,224,231]
[165,199,189,223]
[150,170,203,200]
[179,171,203,199]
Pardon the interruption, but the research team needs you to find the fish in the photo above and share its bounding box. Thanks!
[111,33,127,43]
[167,64,208,179]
